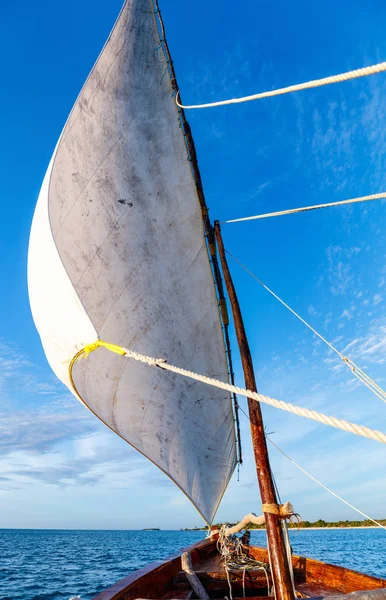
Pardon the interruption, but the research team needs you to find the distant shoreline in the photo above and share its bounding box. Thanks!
[0,525,382,532]
[183,525,382,532]
[291,526,380,530]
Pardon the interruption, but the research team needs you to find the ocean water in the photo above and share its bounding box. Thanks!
[1,528,385,600]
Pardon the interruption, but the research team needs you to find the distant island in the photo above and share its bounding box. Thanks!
[142,528,160,531]
[182,518,385,531]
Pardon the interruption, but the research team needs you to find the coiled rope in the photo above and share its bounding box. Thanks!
[70,340,386,445]
[176,61,386,110]
[225,250,386,405]
[217,526,271,599]
[221,192,386,224]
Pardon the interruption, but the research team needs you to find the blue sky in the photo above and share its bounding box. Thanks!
[1,0,386,529]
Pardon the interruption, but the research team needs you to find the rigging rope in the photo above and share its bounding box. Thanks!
[238,404,385,533]
[70,340,386,445]
[176,61,386,110]
[235,403,386,532]
[222,192,386,224]
[266,435,386,531]
[225,250,386,405]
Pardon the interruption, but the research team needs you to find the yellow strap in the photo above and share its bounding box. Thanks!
[68,340,126,405]
[83,340,126,357]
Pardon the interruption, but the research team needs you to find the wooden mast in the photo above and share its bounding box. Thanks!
[214,221,295,600]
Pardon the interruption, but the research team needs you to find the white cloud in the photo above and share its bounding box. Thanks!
[341,308,353,320]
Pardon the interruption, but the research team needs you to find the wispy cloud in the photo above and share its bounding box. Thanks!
[0,338,179,498]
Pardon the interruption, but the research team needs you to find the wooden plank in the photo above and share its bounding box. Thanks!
[161,590,193,600]
[181,552,210,600]
[91,538,386,600]
[296,583,343,597]
[195,569,270,583]
[91,538,215,600]
[250,546,386,594]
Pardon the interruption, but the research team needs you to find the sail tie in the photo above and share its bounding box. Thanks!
[176,60,386,110]
[70,341,386,446]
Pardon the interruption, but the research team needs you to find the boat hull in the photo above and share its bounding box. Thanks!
[91,536,386,600]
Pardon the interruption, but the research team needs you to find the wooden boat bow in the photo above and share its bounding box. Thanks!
[91,536,386,600]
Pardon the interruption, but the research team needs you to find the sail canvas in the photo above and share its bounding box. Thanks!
[28,0,237,523]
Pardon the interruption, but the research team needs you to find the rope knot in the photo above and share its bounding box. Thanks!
[155,358,168,368]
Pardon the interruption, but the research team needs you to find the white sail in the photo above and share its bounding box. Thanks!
[28,0,236,523]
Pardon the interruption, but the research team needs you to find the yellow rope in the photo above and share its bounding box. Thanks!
[176,61,386,110]
[222,192,386,224]
[69,340,386,445]
[226,251,386,405]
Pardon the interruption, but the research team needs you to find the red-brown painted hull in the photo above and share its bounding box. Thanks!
[91,537,386,600]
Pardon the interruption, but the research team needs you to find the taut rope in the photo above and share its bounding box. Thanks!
[69,340,386,445]
[222,192,386,224]
[176,61,386,110]
[225,250,386,405]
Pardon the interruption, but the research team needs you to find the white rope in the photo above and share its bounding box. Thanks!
[222,192,386,224]
[225,251,386,405]
[223,503,294,535]
[176,61,386,110]
[282,521,296,595]
[104,346,386,444]
[217,525,271,599]
[266,435,386,531]
[266,535,275,599]
[224,513,265,535]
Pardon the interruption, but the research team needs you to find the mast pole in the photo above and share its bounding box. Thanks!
[214,221,295,600]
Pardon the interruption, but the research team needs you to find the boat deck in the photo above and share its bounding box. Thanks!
[93,537,386,600]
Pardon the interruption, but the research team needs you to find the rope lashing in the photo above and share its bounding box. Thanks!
[263,502,302,530]
[70,340,386,445]
[223,502,294,536]
[222,192,386,224]
[226,251,386,405]
[176,60,386,110]
[262,502,294,517]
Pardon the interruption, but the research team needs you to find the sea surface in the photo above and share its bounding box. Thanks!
[1,528,385,600]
